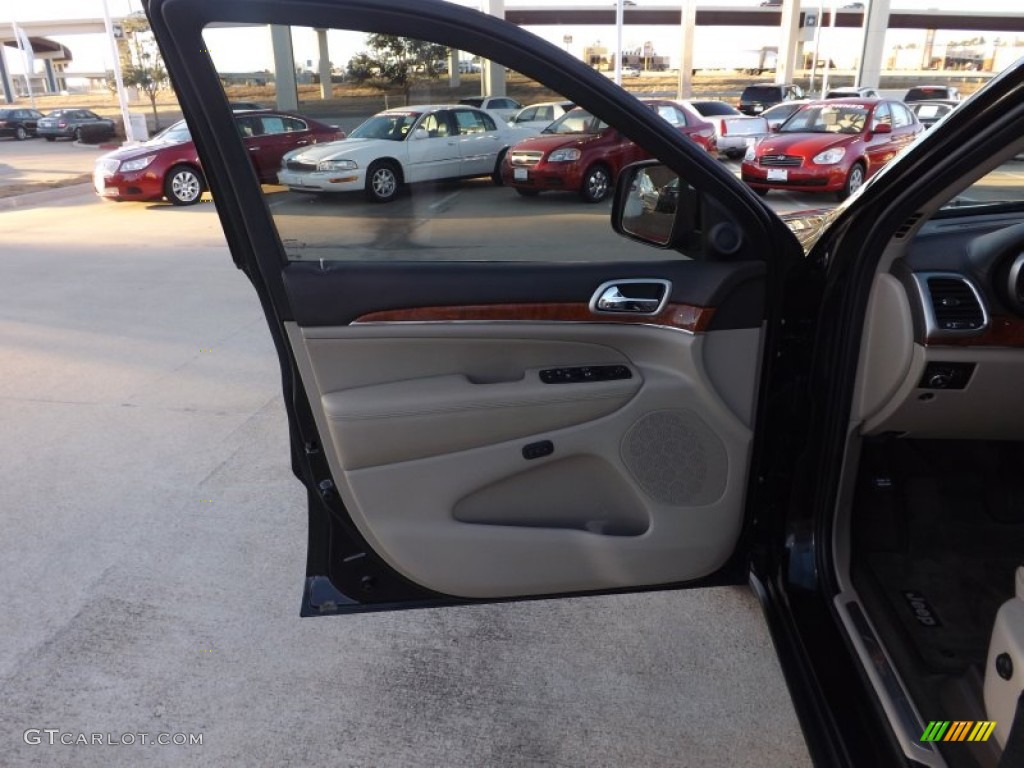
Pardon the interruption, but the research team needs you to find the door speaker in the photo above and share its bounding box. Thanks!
[620,409,728,506]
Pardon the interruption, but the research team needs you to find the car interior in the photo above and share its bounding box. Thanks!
[175,3,1024,763]
[836,135,1024,768]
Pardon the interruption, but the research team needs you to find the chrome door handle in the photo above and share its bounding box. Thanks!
[590,279,671,316]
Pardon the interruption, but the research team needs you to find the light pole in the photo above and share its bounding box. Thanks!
[614,0,624,85]
[809,0,825,93]
[102,0,135,142]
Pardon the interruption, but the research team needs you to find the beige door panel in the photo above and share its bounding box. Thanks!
[322,368,641,469]
[286,321,759,598]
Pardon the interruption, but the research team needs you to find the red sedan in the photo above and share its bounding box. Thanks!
[93,110,344,205]
[741,98,923,201]
[502,99,716,203]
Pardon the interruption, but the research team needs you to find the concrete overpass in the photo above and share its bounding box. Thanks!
[4,6,1024,105]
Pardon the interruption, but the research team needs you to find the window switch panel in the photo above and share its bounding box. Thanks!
[539,365,632,384]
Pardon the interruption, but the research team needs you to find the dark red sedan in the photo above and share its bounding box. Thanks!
[93,110,344,205]
[741,98,923,201]
[502,99,716,203]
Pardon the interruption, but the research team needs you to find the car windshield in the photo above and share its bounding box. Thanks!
[459,98,483,107]
[779,104,869,134]
[542,108,608,135]
[693,102,740,117]
[742,87,780,101]
[348,112,421,141]
[148,120,192,144]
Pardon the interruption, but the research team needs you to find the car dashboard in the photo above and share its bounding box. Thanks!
[855,208,1024,439]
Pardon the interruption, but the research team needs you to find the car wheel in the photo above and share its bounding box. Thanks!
[579,164,611,203]
[724,149,743,160]
[491,149,509,186]
[365,160,401,203]
[753,187,770,197]
[15,126,27,141]
[515,188,539,197]
[164,165,205,206]
[837,163,865,201]
[45,136,55,142]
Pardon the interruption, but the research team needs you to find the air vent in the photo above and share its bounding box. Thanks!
[917,274,987,337]
[893,213,923,240]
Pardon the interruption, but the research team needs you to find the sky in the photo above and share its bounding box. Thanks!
[2,0,1022,76]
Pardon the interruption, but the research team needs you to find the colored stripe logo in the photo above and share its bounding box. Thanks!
[921,721,996,742]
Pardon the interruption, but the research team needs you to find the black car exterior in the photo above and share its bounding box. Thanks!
[36,109,117,142]
[738,83,805,115]
[146,1,1024,765]
[0,108,44,140]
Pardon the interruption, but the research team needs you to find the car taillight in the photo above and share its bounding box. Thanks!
[720,119,727,135]
[58,121,67,127]
[0,121,7,127]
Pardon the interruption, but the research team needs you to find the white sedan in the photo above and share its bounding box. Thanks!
[278,104,534,202]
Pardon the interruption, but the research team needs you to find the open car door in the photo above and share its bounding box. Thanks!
[144,0,805,615]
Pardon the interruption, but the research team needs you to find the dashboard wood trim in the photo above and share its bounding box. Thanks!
[352,302,716,332]
[926,314,1024,347]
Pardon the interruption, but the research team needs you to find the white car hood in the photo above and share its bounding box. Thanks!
[286,137,401,163]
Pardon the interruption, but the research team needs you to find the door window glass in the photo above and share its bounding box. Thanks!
[200,24,746,264]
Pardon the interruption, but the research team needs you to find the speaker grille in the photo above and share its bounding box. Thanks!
[620,410,728,506]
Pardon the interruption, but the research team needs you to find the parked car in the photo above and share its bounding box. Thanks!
[152,2,1024,765]
[277,104,533,202]
[824,86,880,99]
[458,96,523,122]
[36,109,116,142]
[229,101,267,111]
[742,97,923,200]
[508,101,575,131]
[687,100,769,159]
[0,108,44,140]
[907,99,960,129]
[502,99,716,202]
[94,110,343,205]
[760,99,809,131]
[738,82,805,115]
[621,65,642,77]
[904,84,961,102]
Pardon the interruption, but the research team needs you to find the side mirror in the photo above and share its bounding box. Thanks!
[411,127,429,140]
[770,124,781,132]
[612,162,749,259]
[872,122,892,134]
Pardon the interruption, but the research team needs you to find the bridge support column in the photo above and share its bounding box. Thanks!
[270,25,298,111]
[315,28,332,100]
[776,0,802,85]
[0,46,12,104]
[44,58,57,93]
[676,0,695,99]
[448,49,460,89]
[856,0,890,86]
[480,0,506,97]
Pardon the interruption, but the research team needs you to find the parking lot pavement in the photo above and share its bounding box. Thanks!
[0,190,811,767]
[0,137,112,198]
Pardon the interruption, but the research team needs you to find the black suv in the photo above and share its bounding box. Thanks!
[738,83,805,115]
[904,84,961,102]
